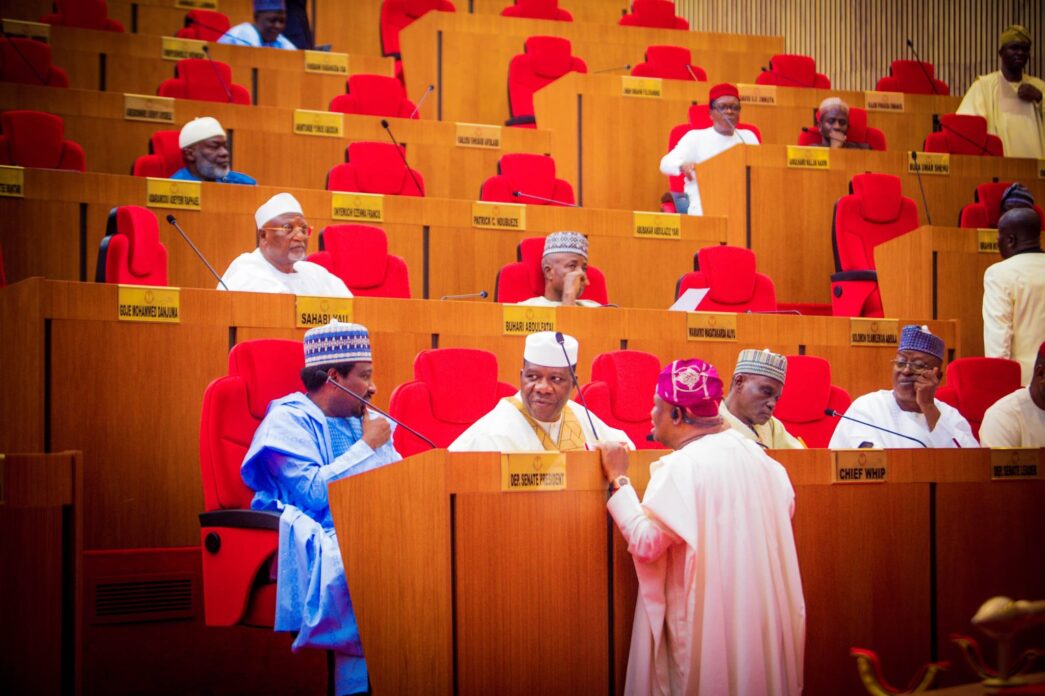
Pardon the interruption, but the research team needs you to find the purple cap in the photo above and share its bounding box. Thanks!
[899,325,945,361]
[656,359,723,417]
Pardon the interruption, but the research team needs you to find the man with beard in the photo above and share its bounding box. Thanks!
[171,117,256,185]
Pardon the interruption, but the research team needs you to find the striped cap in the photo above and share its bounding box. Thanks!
[899,325,944,361]
[734,348,787,384]
[543,231,588,259]
[303,320,371,367]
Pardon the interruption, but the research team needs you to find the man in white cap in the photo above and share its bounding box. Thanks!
[218,0,296,49]
[516,231,603,307]
[218,192,351,297]
[720,348,804,449]
[242,321,400,696]
[171,117,256,185]
[449,331,633,451]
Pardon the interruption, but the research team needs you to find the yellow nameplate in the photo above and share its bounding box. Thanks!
[331,192,384,222]
[304,50,348,75]
[977,229,999,254]
[175,0,219,9]
[0,165,25,198]
[124,93,176,124]
[908,152,950,175]
[161,36,207,61]
[472,201,526,230]
[146,178,201,210]
[737,83,777,105]
[2,18,50,42]
[833,449,888,483]
[295,296,354,328]
[501,452,566,491]
[455,122,502,149]
[686,312,737,342]
[786,146,830,170]
[502,305,556,336]
[117,285,181,323]
[1038,159,1045,179]
[621,76,663,98]
[864,90,905,112]
[989,449,1041,480]
[850,318,899,347]
[293,109,344,137]
[633,211,681,239]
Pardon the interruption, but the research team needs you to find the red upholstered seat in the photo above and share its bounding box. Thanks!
[631,45,706,81]
[389,348,516,456]
[875,60,950,96]
[0,110,85,170]
[306,224,411,298]
[924,114,1003,157]
[131,130,183,178]
[495,235,609,304]
[157,58,251,105]
[0,39,69,87]
[175,10,231,41]
[935,357,1021,439]
[774,355,852,448]
[580,350,665,450]
[958,181,1045,229]
[502,0,572,21]
[199,339,305,627]
[830,173,920,317]
[756,54,831,89]
[327,141,425,196]
[795,106,887,150]
[329,74,419,118]
[619,0,689,30]
[96,206,169,286]
[379,0,455,58]
[479,153,575,205]
[40,0,124,31]
[675,245,777,313]
[506,35,587,128]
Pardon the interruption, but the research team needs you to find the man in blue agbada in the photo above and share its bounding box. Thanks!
[241,320,401,695]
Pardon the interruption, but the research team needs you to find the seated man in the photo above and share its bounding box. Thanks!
[979,341,1045,447]
[171,117,256,185]
[719,348,804,448]
[829,325,979,448]
[218,0,297,49]
[811,97,871,149]
[449,331,634,451]
[1000,182,1037,214]
[219,193,352,297]
[516,231,602,307]
[241,321,401,696]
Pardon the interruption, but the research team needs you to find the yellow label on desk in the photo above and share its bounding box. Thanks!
[633,211,681,239]
[686,312,737,342]
[501,452,566,491]
[2,18,50,42]
[908,152,950,175]
[295,296,354,328]
[472,201,526,230]
[146,178,201,210]
[304,50,348,75]
[850,318,898,347]
[175,0,218,9]
[0,165,25,198]
[621,76,663,98]
[786,146,830,170]
[124,93,175,124]
[117,285,181,323]
[737,83,777,105]
[864,90,905,112]
[502,305,556,335]
[293,109,344,137]
[161,36,207,61]
[833,449,888,483]
[455,122,502,149]
[977,228,999,254]
[331,192,384,222]
[990,449,1041,480]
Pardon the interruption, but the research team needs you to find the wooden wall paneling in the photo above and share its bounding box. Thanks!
[0,279,49,453]
[472,0,632,24]
[107,0,254,36]
[312,0,385,56]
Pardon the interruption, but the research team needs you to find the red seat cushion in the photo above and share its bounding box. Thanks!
[481,153,575,205]
[938,357,1021,437]
[774,356,852,447]
[40,0,124,31]
[102,206,168,285]
[507,36,587,123]
[876,60,950,96]
[925,114,1004,157]
[176,10,231,41]
[580,350,665,450]
[0,110,85,171]
[158,59,251,105]
[631,45,706,81]
[330,73,418,119]
[308,224,411,298]
[677,245,777,312]
[619,0,689,29]
[756,53,830,88]
[0,38,69,87]
[328,141,425,196]
[379,0,455,57]
[502,0,572,21]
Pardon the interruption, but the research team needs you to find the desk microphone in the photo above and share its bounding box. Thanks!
[684,64,703,83]
[408,84,434,119]
[2,34,47,85]
[325,377,437,449]
[440,290,488,300]
[908,151,934,225]
[592,64,631,74]
[554,331,601,439]
[186,18,255,47]
[379,119,425,195]
[760,66,812,88]
[937,118,991,155]
[512,190,579,207]
[824,408,927,447]
[165,214,229,290]
[200,45,234,103]
[905,39,939,95]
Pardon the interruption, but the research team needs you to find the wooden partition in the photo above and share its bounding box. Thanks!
[107,0,253,37]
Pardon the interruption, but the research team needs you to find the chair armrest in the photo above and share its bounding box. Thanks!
[830,270,878,282]
[199,509,281,530]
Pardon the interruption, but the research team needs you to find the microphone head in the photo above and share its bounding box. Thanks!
[201,44,210,54]
[380,119,390,129]
[427,84,434,91]
[511,191,522,197]
[166,214,177,224]
[824,408,837,417]
[910,150,918,161]
[761,66,769,72]
[554,331,565,345]
[624,64,631,70]
[479,290,489,298]
[906,38,914,47]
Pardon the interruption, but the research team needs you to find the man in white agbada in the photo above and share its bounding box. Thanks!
[219,192,352,297]
[829,325,979,448]
[596,358,805,695]
[980,341,1045,447]
[448,331,634,451]
[515,231,603,307]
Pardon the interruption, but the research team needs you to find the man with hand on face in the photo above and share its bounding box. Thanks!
[720,348,804,448]
[241,321,401,696]
[660,82,759,216]
[812,97,870,149]
[219,0,296,49]
[171,117,256,185]
[516,231,601,307]
[219,193,351,297]
[829,325,979,448]
[449,331,633,451]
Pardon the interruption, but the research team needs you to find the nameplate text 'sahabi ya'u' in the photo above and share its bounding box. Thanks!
[686,312,737,342]
[117,286,181,324]
[472,201,526,230]
[0,165,25,198]
[502,305,556,336]
[633,211,681,239]
[989,449,1040,480]
[455,123,502,149]
[304,50,348,75]
[864,91,905,112]
[850,318,898,347]
[331,192,384,222]
[833,449,888,483]
[124,94,175,124]
[293,109,344,137]
[501,453,567,491]
[161,36,206,61]
[296,296,354,328]
[146,178,201,211]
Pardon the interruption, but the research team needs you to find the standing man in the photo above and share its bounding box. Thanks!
[241,321,402,696]
[171,117,256,185]
[219,0,297,49]
[596,359,805,695]
[720,348,804,448]
[983,208,1045,383]
[980,342,1045,446]
[516,231,602,307]
[958,24,1044,158]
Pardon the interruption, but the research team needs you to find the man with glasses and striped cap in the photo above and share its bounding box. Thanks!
[720,348,804,449]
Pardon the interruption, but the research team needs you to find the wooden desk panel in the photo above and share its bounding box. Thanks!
[107,0,253,37]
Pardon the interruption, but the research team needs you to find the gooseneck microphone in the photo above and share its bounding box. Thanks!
[408,84,434,119]
[684,64,701,83]
[824,408,927,447]
[592,64,631,74]
[554,332,601,439]
[908,151,933,225]
[165,215,229,290]
[905,39,940,95]
[200,45,234,103]
[512,191,579,207]
[378,119,425,195]
[440,290,488,301]
[936,118,991,155]
[326,377,437,449]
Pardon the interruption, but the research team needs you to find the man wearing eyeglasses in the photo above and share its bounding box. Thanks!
[219,193,351,297]
[828,325,978,448]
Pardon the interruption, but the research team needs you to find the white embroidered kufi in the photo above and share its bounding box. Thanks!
[542,231,588,259]
[255,192,304,228]
[734,348,788,384]
[524,331,578,367]
[179,116,226,148]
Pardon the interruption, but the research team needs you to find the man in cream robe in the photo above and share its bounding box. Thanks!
[980,342,1045,447]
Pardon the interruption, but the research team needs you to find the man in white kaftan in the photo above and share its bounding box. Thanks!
[514,231,604,307]
[980,342,1045,447]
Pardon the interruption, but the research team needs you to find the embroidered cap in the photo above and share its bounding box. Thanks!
[542,231,588,259]
[523,331,577,367]
[254,0,286,11]
[656,359,723,417]
[1000,183,1035,210]
[734,348,788,384]
[179,116,225,148]
[255,192,304,228]
[708,82,739,106]
[304,320,372,367]
[899,325,945,361]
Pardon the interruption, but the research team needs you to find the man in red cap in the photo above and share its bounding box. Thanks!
[659,82,759,215]
[596,359,805,695]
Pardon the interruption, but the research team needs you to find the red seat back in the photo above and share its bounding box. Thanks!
[100,206,169,286]
[924,114,1004,157]
[502,0,572,20]
[676,245,777,312]
[495,235,609,304]
[480,153,575,205]
[507,35,587,125]
[307,224,411,298]
[619,0,689,29]
[329,73,419,119]
[773,355,852,448]
[0,39,69,87]
[958,181,1045,229]
[379,0,455,57]
[875,60,950,96]
[0,110,85,170]
[327,141,425,196]
[132,130,183,178]
[580,350,665,450]
[833,173,919,271]
[756,53,831,88]
[157,59,251,105]
[40,0,124,31]
[631,45,706,81]
[935,357,1021,438]
[176,10,231,41]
